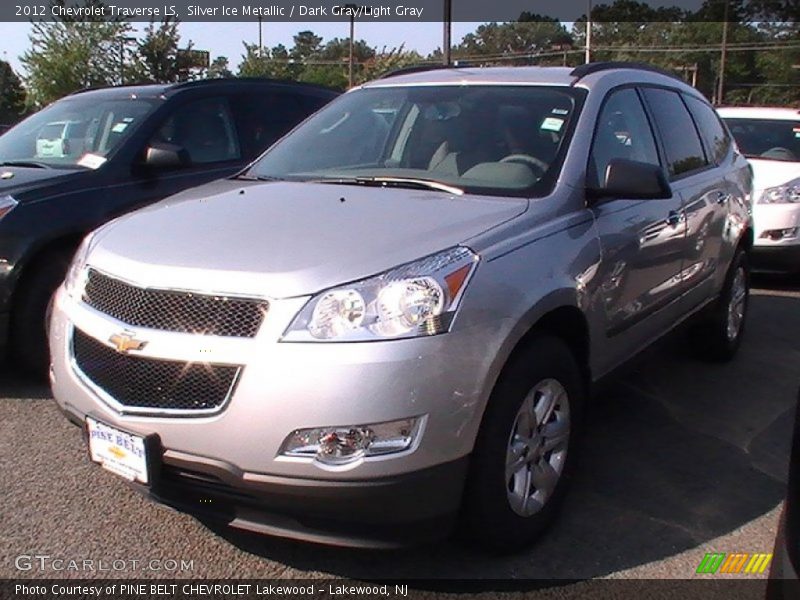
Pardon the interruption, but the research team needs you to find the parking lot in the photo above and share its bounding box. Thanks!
[1,275,797,583]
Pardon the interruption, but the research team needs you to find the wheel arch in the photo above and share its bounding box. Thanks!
[482,294,593,420]
[10,234,84,313]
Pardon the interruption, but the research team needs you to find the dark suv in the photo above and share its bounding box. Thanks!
[0,79,338,372]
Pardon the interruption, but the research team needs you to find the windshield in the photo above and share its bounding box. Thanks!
[0,94,157,169]
[247,85,582,197]
[722,118,800,163]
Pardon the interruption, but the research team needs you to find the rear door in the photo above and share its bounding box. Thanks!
[589,86,687,354]
[640,87,728,310]
[231,90,332,161]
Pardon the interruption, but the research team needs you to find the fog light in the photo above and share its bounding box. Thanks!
[762,227,798,241]
[281,417,423,465]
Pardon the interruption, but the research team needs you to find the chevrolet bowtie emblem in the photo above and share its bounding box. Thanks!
[108,332,147,354]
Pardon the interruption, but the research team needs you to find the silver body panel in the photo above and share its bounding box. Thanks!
[49,66,753,538]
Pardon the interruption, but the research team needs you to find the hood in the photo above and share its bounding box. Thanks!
[747,158,800,194]
[0,166,85,199]
[89,180,528,298]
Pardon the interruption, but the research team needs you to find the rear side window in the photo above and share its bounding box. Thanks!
[642,88,708,178]
[152,96,240,165]
[683,95,732,165]
[589,88,660,188]
[231,92,326,160]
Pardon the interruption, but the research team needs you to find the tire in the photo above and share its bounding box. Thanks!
[461,335,585,552]
[11,249,73,377]
[690,249,749,362]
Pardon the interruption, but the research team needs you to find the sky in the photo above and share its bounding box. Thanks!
[0,21,484,76]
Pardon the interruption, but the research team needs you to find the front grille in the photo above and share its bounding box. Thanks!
[83,269,267,337]
[72,328,240,414]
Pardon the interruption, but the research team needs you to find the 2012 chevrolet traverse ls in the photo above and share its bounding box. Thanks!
[50,64,753,550]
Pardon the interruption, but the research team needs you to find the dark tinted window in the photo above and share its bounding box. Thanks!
[151,96,240,165]
[232,92,327,159]
[642,88,707,177]
[589,88,660,187]
[723,118,800,162]
[684,95,732,165]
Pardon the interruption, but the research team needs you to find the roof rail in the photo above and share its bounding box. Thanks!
[167,77,338,93]
[69,77,339,96]
[377,64,449,80]
[570,61,683,82]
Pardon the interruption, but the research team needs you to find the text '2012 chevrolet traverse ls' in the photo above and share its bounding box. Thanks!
[49,63,753,550]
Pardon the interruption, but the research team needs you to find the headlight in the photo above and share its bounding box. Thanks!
[63,233,96,298]
[281,417,423,465]
[283,246,479,342]
[0,195,18,221]
[759,178,800,204]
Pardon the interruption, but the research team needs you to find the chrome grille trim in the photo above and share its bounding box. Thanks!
[69,327,241,418]
[82,268,268,337]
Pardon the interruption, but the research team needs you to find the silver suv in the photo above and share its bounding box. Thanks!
[49,63,753,550]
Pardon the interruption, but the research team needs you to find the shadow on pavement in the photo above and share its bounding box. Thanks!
[0,365,51,400]
[205,279,799,584]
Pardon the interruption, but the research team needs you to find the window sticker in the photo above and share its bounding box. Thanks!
[111,122,128,133]
[541,117,564,132]
[77,153,107,169]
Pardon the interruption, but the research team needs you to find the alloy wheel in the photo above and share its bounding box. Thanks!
[505,378,570,517]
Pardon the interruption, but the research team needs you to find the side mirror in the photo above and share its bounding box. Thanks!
[588,158,672,201]
[143,142,189,169]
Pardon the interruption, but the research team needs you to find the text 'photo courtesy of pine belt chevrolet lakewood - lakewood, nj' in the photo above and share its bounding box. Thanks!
[17,62,758,550]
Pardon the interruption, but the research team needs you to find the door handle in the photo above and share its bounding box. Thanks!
[716,191,732,205]
[667,210,682,228]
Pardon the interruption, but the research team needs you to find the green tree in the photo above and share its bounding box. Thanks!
[0,60,26,125]
[454,16,574,65]
[208,56,232,79]
[359,46,425,83]
[290,30,324,63]
[301,37,376,88]
[134,17,198,83]
[237,42,299,80]
[21,0,133,107]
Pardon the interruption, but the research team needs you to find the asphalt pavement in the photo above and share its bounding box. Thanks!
[1,275,798,587]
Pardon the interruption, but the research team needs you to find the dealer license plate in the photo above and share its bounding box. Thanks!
[86,417,149,484]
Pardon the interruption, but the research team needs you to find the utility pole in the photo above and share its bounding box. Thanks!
[349,13,355,88]
[343,4,359,88]
[585,0,593,64]
[443,0,452,66]
[716,0,729,105]
[258,16,263,56]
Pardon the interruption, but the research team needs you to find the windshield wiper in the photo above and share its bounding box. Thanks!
[310,176,464,196]
[0,160,52,169]
[233,173,283,181]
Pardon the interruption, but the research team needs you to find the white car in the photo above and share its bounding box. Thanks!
[719,107,800,273]
[35,120,81,158]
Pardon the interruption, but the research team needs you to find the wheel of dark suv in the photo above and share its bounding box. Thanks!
[11,248,73,376]
[461,335,585,552]
[691,249,749,362]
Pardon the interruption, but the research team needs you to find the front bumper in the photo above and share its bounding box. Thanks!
[49,283,500,545]
[60,405,467,548]
[752,203,800,273]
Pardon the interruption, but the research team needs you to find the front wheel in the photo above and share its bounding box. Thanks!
[691,249,749,362]
[461,336,585,552]
[11,249,73,377]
